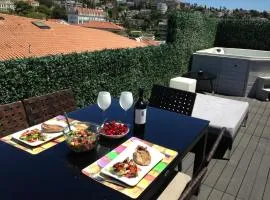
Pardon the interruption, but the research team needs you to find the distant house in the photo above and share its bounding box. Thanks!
[156,20,167,41]
[77,21,125,33]
[68,7,106,24]
[157,3,168,14]
[60,0,82,9]
[135,36,161,46]
[23,0,39,7]
[0,0,14,11]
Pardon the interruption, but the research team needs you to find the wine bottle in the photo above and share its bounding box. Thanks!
[134,88,147,137]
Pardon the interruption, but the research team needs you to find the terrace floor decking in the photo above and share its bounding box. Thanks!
[182,95,270,200]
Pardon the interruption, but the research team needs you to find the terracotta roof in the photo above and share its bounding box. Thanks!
[0,14,146,61]
[77,21,125,31]
[47,19,68,24]
[140,39,160,46]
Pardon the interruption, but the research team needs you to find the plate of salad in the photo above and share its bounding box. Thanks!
[12,123,64,147]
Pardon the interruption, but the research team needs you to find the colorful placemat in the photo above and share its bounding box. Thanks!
[82,137,178,199]
[0,115,78,155]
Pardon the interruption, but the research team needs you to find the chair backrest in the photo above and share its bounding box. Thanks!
[149,84,197,116]
[0,101,29,137]
[23,89,76,126]
[178,167,208,200]
[179,128,225,199]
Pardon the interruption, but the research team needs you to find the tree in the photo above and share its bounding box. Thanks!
[250,9,260,18]
[51,6,67,20]
[15,1,33,15]
[262,11,270,19]
[38,0,53,8]
[36,5,51,17]
[82,0,96,8]
[26,12,46,19]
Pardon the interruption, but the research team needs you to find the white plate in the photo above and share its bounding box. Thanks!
[12,120,66,147]
[99,122,129,139]
[101,140,165,186]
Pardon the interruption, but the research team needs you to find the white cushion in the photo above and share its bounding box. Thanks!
[157,172,191,200]
[192,93,249,138]
[263,88,270,92]
[170,77,197,93]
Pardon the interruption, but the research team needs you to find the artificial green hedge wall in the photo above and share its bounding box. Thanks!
[0,45,190,107]
[0,11,219,107]
[215,19,270,51]
[167,11,219,50]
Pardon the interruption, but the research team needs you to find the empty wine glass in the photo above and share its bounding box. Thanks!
[120,92,133,111]
[119,92,133,124]
[97,91,111,122]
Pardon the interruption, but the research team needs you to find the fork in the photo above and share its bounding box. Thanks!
[92,173,128,187]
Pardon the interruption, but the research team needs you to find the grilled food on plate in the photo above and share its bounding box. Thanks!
[110,158,138,178]
[41,123,65,133]
[133,145,151,166]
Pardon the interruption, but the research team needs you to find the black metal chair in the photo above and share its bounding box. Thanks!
[157,128,226,200]
[149,84,197,116]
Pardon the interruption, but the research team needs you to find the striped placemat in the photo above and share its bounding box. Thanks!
[82,137,178,199]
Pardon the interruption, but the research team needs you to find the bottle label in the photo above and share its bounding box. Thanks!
[135,109,147,124]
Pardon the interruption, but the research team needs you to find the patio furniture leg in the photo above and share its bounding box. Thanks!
[210,80,214,94]
[224,142,232,160]
[242,112,248,127]
[193,130,208,195]
[178,160,182,171]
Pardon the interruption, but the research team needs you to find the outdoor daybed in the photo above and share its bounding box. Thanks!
[192,93,249,157]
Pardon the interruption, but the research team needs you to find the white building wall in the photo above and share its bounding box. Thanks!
[69,14,106,24]
[0,0,14,11]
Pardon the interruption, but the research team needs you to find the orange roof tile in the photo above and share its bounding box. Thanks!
[77,21,125,31]
[140,39,160,46]
[0,14,146,61]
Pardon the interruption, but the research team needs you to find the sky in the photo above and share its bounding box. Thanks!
[184,0,269,11]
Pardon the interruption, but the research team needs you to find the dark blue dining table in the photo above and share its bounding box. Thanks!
[0,99,209,200]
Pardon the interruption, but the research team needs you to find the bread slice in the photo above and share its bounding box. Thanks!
[41,123,64,133]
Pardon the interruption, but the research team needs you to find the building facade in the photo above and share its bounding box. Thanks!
[0,0,14,11]
[157,3,168,14]
[68,7,106,24]
[25,0,39,7]
[60,0,82,9]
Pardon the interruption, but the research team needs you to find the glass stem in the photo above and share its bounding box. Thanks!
[101,110,106,123]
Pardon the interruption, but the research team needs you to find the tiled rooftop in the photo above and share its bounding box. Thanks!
[0,14,146,61]
[182,95,270,200]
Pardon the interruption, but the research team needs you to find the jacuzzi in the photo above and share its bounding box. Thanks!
[191,47,270,96]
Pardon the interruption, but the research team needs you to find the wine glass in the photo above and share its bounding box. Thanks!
[120,92,133,111]
[97,91,111,122]
[119,92,133,124]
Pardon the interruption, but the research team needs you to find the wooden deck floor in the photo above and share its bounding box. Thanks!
[182,96,270,200]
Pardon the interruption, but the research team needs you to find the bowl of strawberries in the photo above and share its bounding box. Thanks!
[99,121,129,139]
